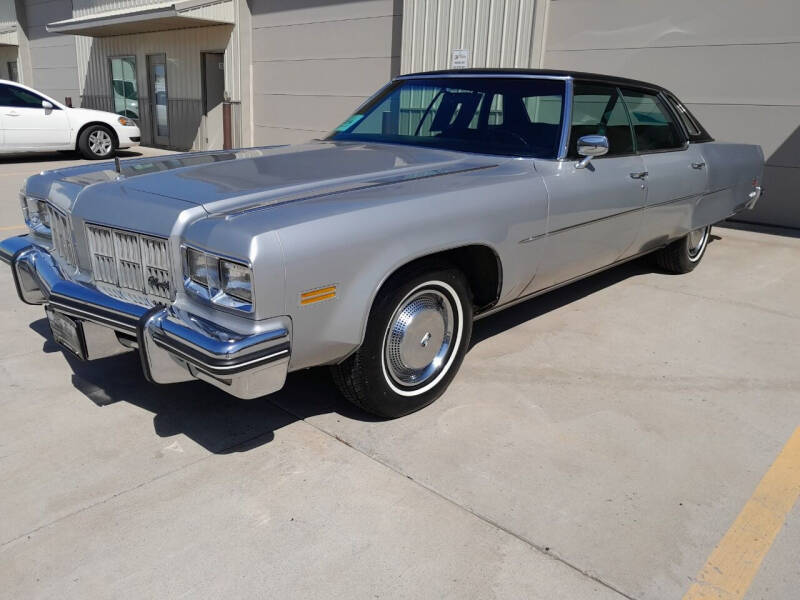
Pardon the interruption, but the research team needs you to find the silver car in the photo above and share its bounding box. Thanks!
[1,69,764,418]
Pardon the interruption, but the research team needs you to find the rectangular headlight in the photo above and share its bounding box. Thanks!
[220,260,252,302]
[21,195,51,236]
[186,247,216,287]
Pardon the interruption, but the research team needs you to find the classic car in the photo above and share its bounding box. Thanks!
[0,69,764,418]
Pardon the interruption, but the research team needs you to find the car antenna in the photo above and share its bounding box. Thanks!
[114,155,123,178]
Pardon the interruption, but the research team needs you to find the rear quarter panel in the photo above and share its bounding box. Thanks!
[694,142,764,228]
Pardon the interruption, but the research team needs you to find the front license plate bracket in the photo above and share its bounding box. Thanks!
[45,308,87,360]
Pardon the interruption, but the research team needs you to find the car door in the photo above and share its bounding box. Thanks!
[529,83,646,293]
[619,88,709,253]
[0,83,70,150]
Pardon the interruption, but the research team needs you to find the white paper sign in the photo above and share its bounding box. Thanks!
[451,49,470,69]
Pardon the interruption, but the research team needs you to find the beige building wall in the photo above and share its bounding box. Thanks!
[541,0,800,229]
[20,0,81,103]
[250,0,402,145]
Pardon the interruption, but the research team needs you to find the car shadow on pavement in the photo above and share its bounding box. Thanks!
[26,255,658,454]
[29,317,379,454]
[470,257,652,348]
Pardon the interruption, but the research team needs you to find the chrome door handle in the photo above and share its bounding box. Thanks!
[629,171,648,179]
[691,162,706,169]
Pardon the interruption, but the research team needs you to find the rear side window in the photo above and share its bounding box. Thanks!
[569,83,634,157]
[0,83,47,109]
[619,89,684,152]
[663,92,712,142]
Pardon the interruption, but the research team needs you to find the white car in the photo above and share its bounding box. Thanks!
[0,79,140,160]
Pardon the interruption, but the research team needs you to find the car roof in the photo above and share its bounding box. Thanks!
[399,68,668,93]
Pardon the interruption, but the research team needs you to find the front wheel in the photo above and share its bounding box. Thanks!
[332,266,473,419]
[652,225,711,274]
[78,125,116,160]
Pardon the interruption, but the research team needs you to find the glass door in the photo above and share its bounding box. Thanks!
[147,54,169,146]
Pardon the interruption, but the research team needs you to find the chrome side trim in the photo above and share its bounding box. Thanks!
[397,74,572,81]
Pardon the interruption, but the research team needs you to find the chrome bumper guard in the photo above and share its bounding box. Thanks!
[1,235,290,400]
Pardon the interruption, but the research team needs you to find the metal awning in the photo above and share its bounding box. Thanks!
[46,0,234,37]
[0,26,18,46]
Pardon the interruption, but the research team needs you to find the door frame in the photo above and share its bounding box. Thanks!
[200,50,226,116]
[146,53,170,147]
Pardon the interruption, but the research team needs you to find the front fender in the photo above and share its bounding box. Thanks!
[277,163,545,371]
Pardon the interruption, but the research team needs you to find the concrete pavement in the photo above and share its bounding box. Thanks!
[0,153,798,599]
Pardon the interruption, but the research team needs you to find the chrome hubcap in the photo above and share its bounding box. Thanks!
[384,289,455,387]
[88,130,112,156]
[688,225,710,260]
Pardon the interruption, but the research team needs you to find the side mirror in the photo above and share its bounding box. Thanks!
[42,100,53,111]
[575,135,609,169]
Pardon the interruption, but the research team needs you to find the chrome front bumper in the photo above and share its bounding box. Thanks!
[0,235,290,400]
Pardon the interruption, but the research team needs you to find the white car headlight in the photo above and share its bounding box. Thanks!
[20,195,51,237]
[117,116,134,127]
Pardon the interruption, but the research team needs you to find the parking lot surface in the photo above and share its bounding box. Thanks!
[1,153,799,599]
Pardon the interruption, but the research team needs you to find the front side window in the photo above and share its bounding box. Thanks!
[110,56,139,120]
[619,89,684,152]
[0,83,47,108]
[327,77,566,158]
[569,83,634,157]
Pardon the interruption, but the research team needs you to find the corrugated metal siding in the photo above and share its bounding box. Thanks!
[80,25,233,150]
[400,0,546,73]
[71,0,247,150]
[72,0,172,18]
[0,0,18,26]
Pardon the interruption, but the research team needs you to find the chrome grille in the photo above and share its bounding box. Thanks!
[86,224,172,299]
[45,204,77,268]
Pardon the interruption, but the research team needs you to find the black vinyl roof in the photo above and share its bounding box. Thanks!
[399,68,668,93]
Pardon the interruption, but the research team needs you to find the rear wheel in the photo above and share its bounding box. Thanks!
[332,265,473,419]
[653,225,711,273]
[78,125,116,160]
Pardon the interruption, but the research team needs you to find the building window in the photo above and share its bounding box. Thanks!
[109,56,139,120]
[7,61,18,82]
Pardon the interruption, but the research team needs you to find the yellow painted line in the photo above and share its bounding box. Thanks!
[300,285,336,299]
[683,427,800,600]
[0,224,26,231]
[300,291,336,305]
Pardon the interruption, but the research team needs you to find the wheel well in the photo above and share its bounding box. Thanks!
[75,122,118,150]
[384,245,502,312]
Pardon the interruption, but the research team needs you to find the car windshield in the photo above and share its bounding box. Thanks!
[327,77,566,158]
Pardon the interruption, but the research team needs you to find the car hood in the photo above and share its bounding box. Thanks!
[66,107,121,123]
[117,141,503,214]
[23,141,502,238]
